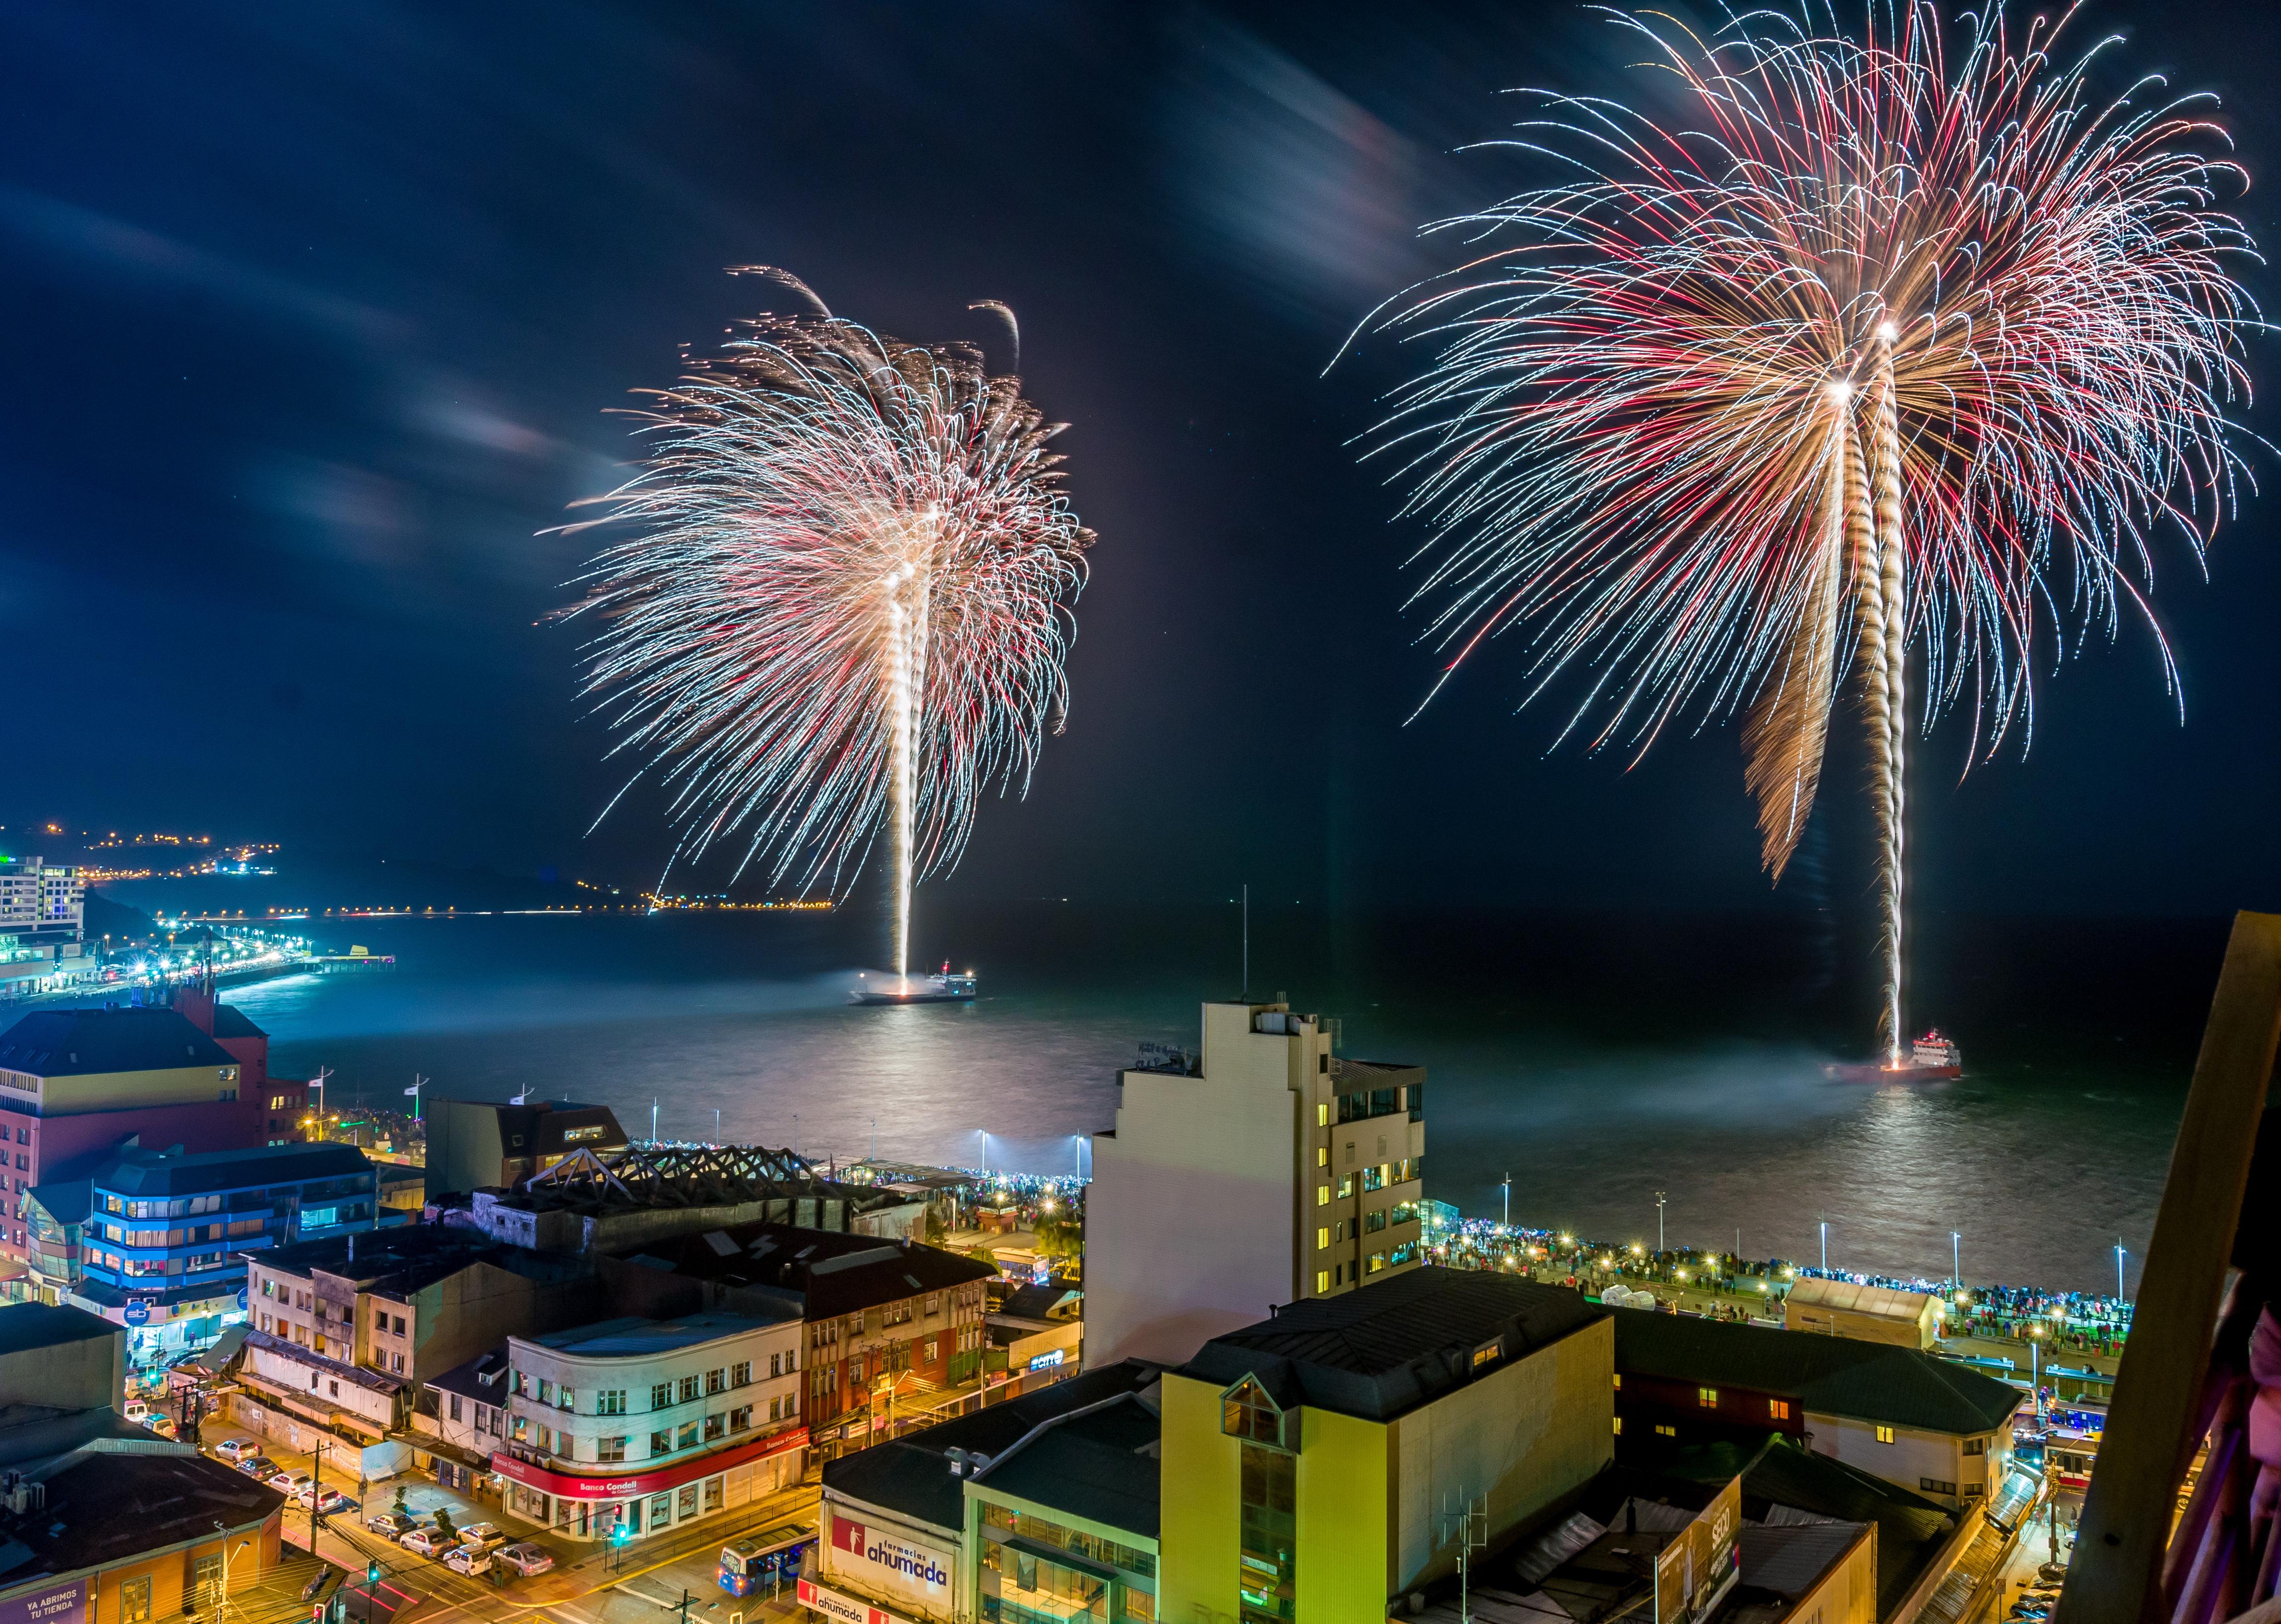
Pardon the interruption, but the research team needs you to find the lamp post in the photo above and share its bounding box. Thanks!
[1952,1231,1962,1290]
[2115,1239,2127,1302]
[1501,1174,1511,1230]
[1819,1217,1828,1273]
[1655,1191,1666,1253]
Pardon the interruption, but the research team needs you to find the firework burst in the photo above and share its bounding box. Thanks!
[1365,2,2258,1060]
[573,273,1092,975]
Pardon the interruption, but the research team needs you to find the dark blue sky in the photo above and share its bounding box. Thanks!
[5,0,2277,917]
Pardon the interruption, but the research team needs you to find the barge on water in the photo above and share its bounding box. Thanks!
[851,965,976,1007]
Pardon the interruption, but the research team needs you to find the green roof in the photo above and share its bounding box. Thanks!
[1613,1312,2022,1435]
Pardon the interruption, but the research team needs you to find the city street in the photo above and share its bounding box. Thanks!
[192,1418,819,1624]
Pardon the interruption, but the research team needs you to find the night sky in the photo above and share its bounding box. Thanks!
[8,0,2279,917]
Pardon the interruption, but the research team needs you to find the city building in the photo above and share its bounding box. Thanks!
[237,1224,592,1443]
[599,1220,997,1453]
[983,1280,1083,1384]
[0,856,84,945]
[1781,1276,1942,1349]
[1405,1463,1876,1624]
[814,1360,1162,1624]
[0,1302,289,1624]
[488,1309,808,1544]
[1087,998,1427,1368]
[66,1140,378,1359]
[1159,1266,1614,1622]
[422,1095,628,1197]
[455,1140,931,1255]
[0,1005,252,1297]
[1611,1310,2023,1511]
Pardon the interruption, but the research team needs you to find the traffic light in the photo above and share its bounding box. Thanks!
[610,1521,632,1546]
[365,1562,380,1587]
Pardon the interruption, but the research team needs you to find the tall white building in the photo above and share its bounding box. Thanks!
[1084,998,1426,1369]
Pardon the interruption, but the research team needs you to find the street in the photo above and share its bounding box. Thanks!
[192,1417,819,1624]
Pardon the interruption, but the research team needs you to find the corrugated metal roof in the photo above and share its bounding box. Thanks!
[1785,1277,1935,1319]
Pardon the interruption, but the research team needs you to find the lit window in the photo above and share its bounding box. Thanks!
[1655,1424,1676,1437]
[1963,1436,1985,1456]
[1611,1373,1622,1391]
[1316,1228,1329,1250]
[1613,1416,1623,1435]
[1471,1342,1501,1369]
[1315,1272,1329,1294]
[1316,1186,1329,1208]
[1876,1425,1895,1444]
[1316,1147,1328,1167]
[1316,1103,1328,1126]
[1697,1387,1718,1408]
[1220,1377,1289,1449]
[1769,1400,1790,1421]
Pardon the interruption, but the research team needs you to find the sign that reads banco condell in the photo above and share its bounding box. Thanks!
[826,1513,954,1611]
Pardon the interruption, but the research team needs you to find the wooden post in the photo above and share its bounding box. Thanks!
[2057,912,2281,1624]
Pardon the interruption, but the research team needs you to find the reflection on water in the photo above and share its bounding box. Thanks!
[172,905,2190,1296]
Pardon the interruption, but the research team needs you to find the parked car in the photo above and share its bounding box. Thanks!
[272,1471,314,1497]
[400,1529,449,1558]
[455,1522,504,1550]
[441,1546,493,1579]
[493,1544,554,1578]
[144,1415,177,1439]
[365,1512,416,1539]
[312,1488,356,1515]
[123,1399,150,1422]
[211,1438,257,1462]
[237,1456,277,1479]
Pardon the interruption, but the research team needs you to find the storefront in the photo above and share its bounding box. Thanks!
[489,1425,807,1544]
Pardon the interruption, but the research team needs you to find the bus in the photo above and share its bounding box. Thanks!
[718,1523,814,1598]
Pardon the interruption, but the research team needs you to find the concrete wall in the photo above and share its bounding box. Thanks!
[33,1062,241,1116]
[1389,1315,1615,1593]
[1085,1068,1297,1368]
[423,1100,506,1199]
[0,1321,123,1409]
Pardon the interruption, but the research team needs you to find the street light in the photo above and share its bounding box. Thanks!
[1655,1191,1667,1253]
[2115,1238,2127,1302]
[1952,1231,1962,1290]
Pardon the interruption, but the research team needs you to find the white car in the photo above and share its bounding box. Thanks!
[455,1522,504,1550]
[296,1487,356,1515]
[400,1528,449,1558]
[272,1471,314,1497]
[441,1546,493,1579]
[212,1438,258,1462]
[494,1543,554,1578]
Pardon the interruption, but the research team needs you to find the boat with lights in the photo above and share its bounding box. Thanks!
[851,964,977,1006]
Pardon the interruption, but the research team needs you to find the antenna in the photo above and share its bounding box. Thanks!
[1437,1491,1488,1624]
[1242,883,1249,998]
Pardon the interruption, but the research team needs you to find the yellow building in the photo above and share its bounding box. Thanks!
[1159,1267,1614,1624]
[1781,1276,1942,1349]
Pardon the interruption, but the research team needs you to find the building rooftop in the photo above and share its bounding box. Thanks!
[970,1392,1162,1539]
[0,1008,237,1079]
[243,1328,406,1395]
[524,1311,793,1360]
[25,1180,91,1228]
[1612,1312,2022,1436]
[821,1362,1161,1534]
[1179,1267,1609,1423]
[1633,1433,1958,1617]
[95,1141,371,1199]
[209,1006,267,1041]
[0,1303,114,1358]
[420,1346,509,1407]
[252,1223,590,1298]
[618,1222,996,1320]
[0,1444,284,1587]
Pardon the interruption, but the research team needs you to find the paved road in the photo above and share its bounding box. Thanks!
[190,1417,819,1623]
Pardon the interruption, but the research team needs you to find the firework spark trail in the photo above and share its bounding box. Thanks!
[1363,2,2258,1060]
[571,284,1092,976]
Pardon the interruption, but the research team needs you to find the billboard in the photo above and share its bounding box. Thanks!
[824,1511,955,1613]
[1654,1475,1742,1624]
[796,1578,901,1624]
[0,1580,85,1624]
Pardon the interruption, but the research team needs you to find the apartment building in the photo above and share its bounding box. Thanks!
[422,1096,627,1196]
[599,1223,996,1453]
[0,857,83,945]
[1086,998,1427,1368]
[66,1141,376,1356]
[240,1225,591,1440]
[489,1310,807,1543]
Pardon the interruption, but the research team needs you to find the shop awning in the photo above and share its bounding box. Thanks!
[489,1424,807,1502]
